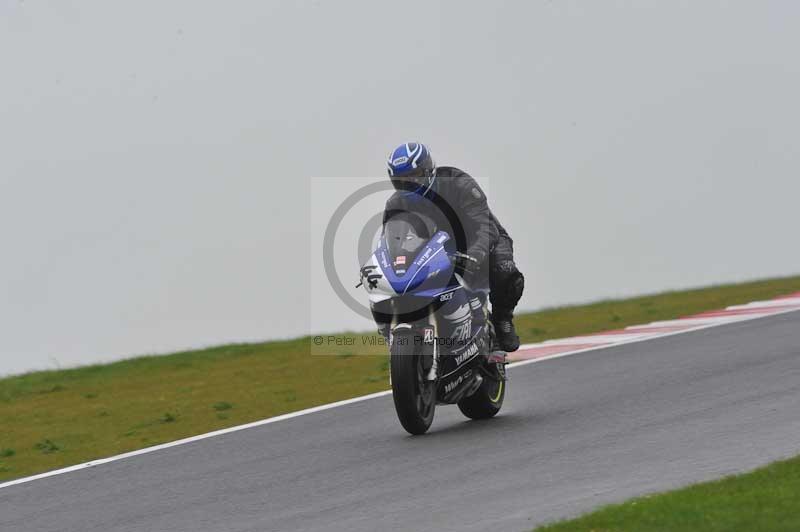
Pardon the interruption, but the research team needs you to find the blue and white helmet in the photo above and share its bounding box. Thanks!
[386,142,436,196]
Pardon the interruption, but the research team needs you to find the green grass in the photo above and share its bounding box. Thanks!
[1,275,799,482]
[536,454,800,532]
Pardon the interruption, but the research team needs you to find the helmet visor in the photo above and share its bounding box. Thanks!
[393,165,430,185]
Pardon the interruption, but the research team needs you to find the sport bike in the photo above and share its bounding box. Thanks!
[358,212,507,435]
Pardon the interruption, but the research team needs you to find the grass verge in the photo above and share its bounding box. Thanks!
[536,454,800,532]
[1,275,800,482]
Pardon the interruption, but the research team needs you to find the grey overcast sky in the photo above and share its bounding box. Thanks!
[2,1,799,375]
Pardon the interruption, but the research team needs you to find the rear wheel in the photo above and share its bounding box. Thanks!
[390,329,436,435]
[458,363,505,420]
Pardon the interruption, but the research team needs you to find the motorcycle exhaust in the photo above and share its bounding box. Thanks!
[448,374,483,404]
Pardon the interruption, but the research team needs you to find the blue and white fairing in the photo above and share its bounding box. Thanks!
[360,230,457,304]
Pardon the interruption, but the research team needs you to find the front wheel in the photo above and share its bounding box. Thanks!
[458,364,505,420]
[390,329,436,435]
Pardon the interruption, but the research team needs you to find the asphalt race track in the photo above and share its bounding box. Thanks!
[3,311,800,532]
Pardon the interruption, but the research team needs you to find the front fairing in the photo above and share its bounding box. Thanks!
[359,230,458,304]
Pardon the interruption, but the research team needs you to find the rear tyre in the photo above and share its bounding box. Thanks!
[458,364,505,420]
[390,329,436,435]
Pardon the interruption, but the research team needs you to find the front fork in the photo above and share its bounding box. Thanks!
[388,307,440,385]
[425,305,439,381]
[426,327,439,381]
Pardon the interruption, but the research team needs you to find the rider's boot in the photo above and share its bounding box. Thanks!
[492,310,520,353]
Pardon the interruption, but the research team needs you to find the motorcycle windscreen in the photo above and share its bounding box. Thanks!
[383,212,435,276]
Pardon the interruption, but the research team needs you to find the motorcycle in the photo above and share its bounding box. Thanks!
[358,212,507,435]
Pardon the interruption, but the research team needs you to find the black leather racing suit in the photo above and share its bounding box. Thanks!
[383,167,525,348]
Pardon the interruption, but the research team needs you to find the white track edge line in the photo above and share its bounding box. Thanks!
[0,390,391,490]
[2,305,799,492]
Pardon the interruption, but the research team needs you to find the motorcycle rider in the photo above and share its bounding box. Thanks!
[383,142,525,352]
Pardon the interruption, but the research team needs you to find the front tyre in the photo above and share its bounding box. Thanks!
[390,329,435,435]
[458,364,505,420]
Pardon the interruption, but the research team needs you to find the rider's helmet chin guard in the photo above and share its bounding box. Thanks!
[387,142,437,197]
